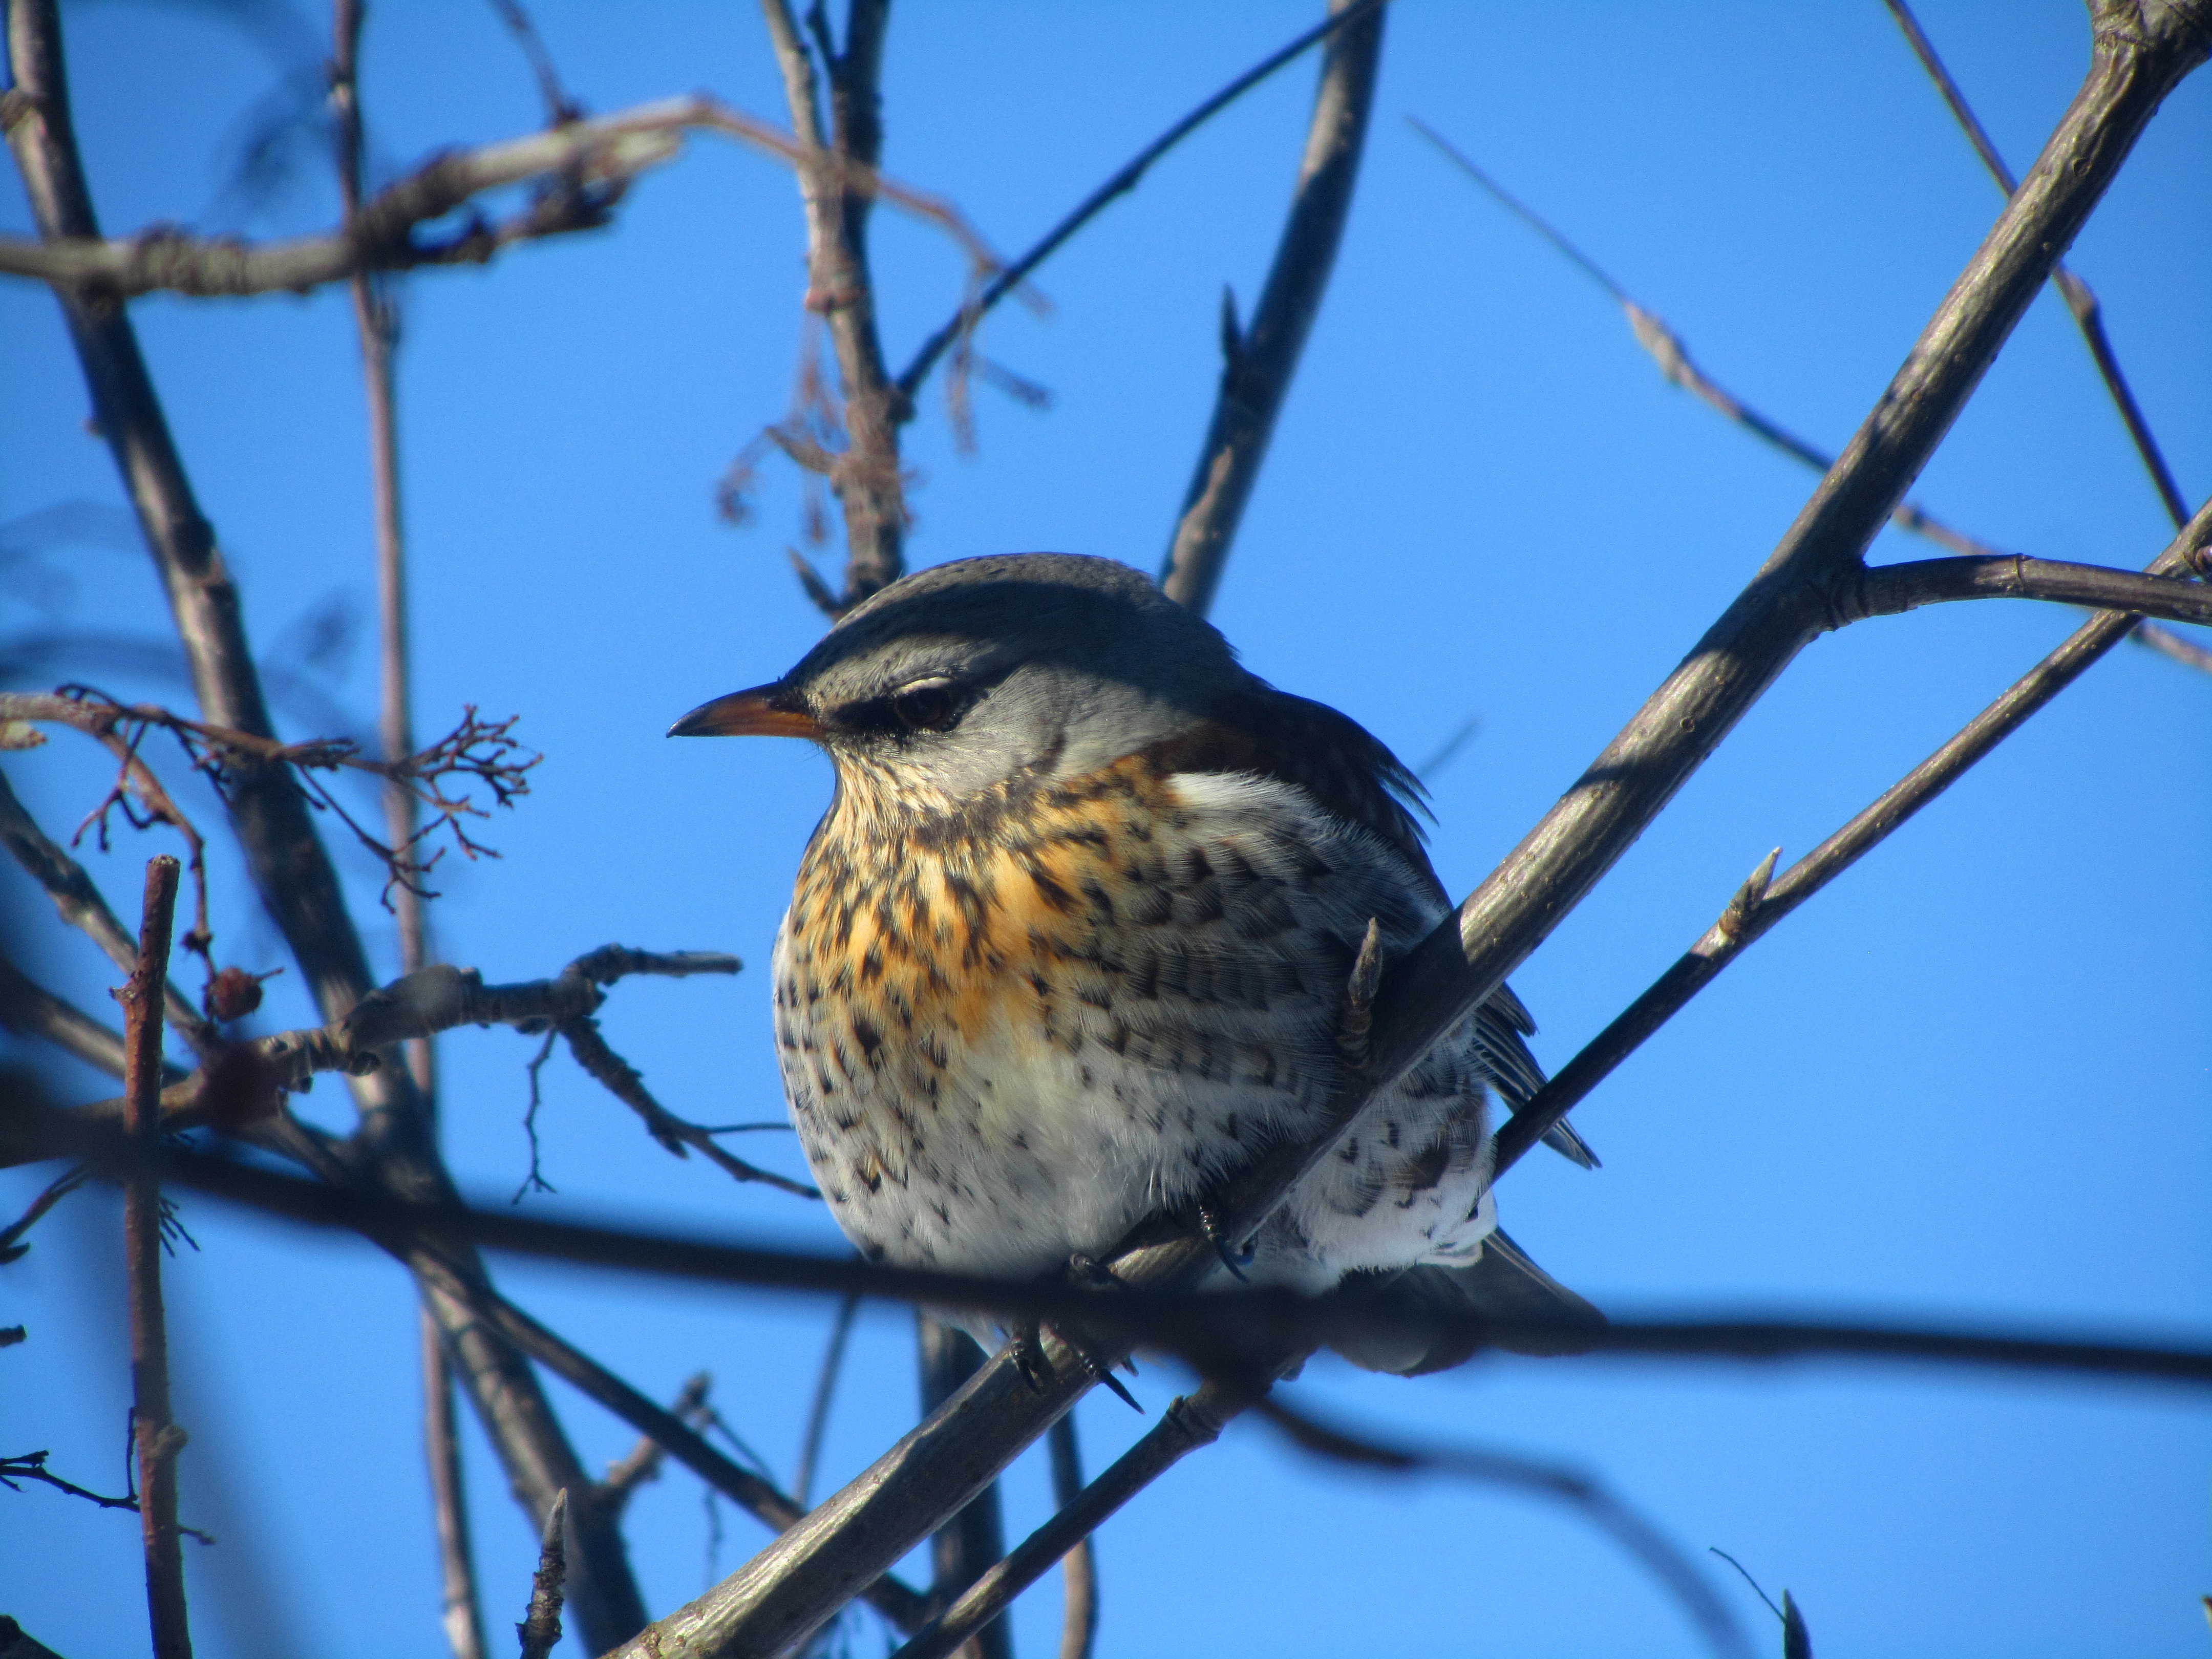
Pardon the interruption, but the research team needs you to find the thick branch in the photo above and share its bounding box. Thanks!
[1159,0,1385,618]
[916,1320,1013,1659]
[1837,552,2211,629]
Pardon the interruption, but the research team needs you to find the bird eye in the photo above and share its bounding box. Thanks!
[889,677,964,733]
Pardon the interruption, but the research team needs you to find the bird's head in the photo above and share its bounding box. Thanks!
[670,554,1245,813]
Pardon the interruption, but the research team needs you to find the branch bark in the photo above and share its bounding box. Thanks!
[121,856,192,1659]
[763,0,906,609]
[1158,0,1385,618]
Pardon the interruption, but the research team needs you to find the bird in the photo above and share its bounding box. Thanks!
[672,553,1599,1373]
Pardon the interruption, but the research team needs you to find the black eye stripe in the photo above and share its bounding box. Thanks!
[834,677,969,738]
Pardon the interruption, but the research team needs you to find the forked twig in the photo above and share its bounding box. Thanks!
[1160,0,1387,619]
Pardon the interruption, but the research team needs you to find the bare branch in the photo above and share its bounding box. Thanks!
[1882,0,2190,526]
[19,947,740,1165]
[25,1121,2212,1397]
[916,1318,1013,1659]
[0,1162,89,1263]
[1159,0,1386,618]
[6,5,651,1640]
[1840,551,2211,627]
[2135,620,2212,673]
[0,767,214,1053]
[1492,495,2212,1177]
[557,1014,817,1199]
[892,1379,1257,1659]
[761,0,906,609]
[121,856,193,1659]
[484,0,582,124]
[0,943,181,1084]
[516,1489,568,1659]
[599,1372,712,1516]
[1045,1417,1097,1659]
[892,0,1388,406]
[794,1295,858,1507]
[1254,1397,1748,1658]
[421,1308,489,1659]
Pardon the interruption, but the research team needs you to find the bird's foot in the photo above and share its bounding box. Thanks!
[1007,1315,1053,1394]
[1197,1202,1254,1283]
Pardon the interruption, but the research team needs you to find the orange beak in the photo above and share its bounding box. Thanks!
[667,682,822,740]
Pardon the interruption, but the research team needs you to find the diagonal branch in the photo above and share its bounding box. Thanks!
[0,766,215,1054]
[603,12,2212,1652]
[1158,0,1386,619]
[1882,0,2190,527]
[1045,1416,1096,1659]
[1492,494,2212,1176]
[892,0,1389,406]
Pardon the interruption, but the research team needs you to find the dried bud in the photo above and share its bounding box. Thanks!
[205,966,265,1022]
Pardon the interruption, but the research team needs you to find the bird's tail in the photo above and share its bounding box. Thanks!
[1328,1227,1604,1375]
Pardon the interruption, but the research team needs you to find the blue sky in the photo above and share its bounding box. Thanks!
[3,4,2207,1656]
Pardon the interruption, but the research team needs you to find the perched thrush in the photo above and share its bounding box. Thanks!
[674,554,1598,1371]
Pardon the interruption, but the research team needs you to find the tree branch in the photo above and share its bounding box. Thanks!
[1839,551,2211,628]
[1491,494,2212,1177]
[0,766,214,1054]
[602,17,2212,1644]
[891,1379,1257,1659]
[892,0,1389,406]
[762,0,906,609]
[5,6,650,1638]
[1045,1417,1096,1659]
[1158,0,1385,618]
[121,856,193,1659]
[916,1319,1013,1659]
[1251,1396,1750,1659]
[1882,0,2191,527]
[794,1293,858,1508]
[420,1306,488,1659]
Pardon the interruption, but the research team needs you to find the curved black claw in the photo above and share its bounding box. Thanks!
[1198,1203,1254,1284]
[1008,1316,1053,1394]
[1094,1368,1143,1413]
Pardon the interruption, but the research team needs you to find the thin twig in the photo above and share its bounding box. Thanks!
[1492,495,2212,1177]
[1159,0,1386,619]
[1882,0,2190,526]
[1045,1416,1097,1659]
[600,1373,713,1516]
[891,1379,1259,1659]
[761,0,906,610]
[419,1307,489,1659]
[516,1489,568,1659]
[0,767,215,1054]
[1252,1395,1750,1659]
[892,0,1390,405]
[484,0,580,124]
[0,1162,88,1263]
[121,855,192,1659]
[1410,116,2068,567]
[794,1295,858,1507]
